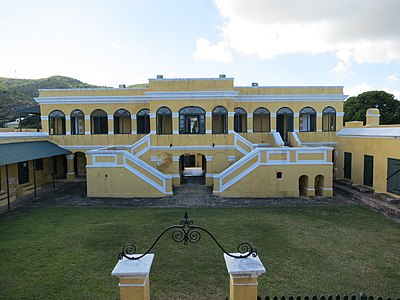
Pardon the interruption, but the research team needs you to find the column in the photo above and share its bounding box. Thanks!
[66,154,75,181]
[224,253,266,300]
[112,254,154,300]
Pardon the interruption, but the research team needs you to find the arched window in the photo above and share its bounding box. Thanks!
[70,109,84,135]
[234,107,247,133]
[137,109,150,134]
[114,109,131,134]
[179,106,206,134]
[253,107,270,132]
[90,109,108,134]
[322,106,336,132]
[276,107,294,142]
[49,110,66,135]
[156,106,172,135]
[212,106,228,134]
[299,107,316,132]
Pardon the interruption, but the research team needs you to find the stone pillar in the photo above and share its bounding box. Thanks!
[112,254,154,300]
[224,253,266,300]
[66,154,75,180]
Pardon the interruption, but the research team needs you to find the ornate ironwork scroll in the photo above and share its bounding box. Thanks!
[119,212,258,260]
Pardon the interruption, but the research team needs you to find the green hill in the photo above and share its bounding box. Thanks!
[0,75,102,126]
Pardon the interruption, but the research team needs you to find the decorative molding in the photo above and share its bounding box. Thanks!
[235,94,347,102]
[144,90,239,100]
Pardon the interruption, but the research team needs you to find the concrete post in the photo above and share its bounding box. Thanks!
[224,253,266,300]
[112,254,154,300]
[66,154,76,180]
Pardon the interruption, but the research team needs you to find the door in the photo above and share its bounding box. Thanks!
[363,155,374,187]
[344,152,352,180]
[277,115,285,140]
[18,161,30,184]
[387,158,400,195]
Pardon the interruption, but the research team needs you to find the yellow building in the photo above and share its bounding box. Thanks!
[336,108,400,197]
[25,75,345,199]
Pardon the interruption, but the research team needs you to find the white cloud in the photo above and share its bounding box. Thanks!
[208,0,400,74]
[344,83,372,97]
[107,41,121,50]
[192,38,232,63]
[387,74,399,84]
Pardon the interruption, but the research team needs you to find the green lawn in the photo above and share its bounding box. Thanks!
[0,206,399,299]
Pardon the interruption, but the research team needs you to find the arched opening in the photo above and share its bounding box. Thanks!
[299,175,309,197]
[253,107,270,132]
[234,107,247,133]
[73,152,87,178]
[137,109,150,134]
[276,107,294,142]
[179,106,206,134]
[70,109,85,135]
[212,106,228,134]
[90,109,108,134]
[49,110,66,135]
[179,153,206,185]
[114,109,131,134]
[156,106,172,135]
[299,107,316,132]
[314,175,324,196]
[322,106,336,132]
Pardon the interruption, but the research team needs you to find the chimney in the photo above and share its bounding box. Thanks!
[219,74,226,78]
[252,82,258,87]
[119,84,126,88]
[365,108,380,126]
[156,75,163,79]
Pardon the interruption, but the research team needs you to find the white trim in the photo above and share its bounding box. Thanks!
[337,127,400,138]
[232,282,259,287]
[294,113,299,117]
[235,94,347,102]
[150,156,158,162]
[228,156,236,161]
[150,130,156,134]
[172,156,180,162]
[85,116,90,120]
[107,115,113,120]
[228,130,235,134]
[271,113,276,117]
[108,131,113,134]
[247,113,253,118]
[248,129,253,133]
[206,130,212,134]
[149,145,235,151]
[317,113,323,117]
[65,116,70,120]
[205,112,212,117]
[172,130,179,134]
[205,156,214,161]
[35,96,148,104]
[84,131,91,135]
[131,115,137,120]
[228,112,235,117]
[320,187,333,191]
[149,113,156,118]
[41,116,48,121]
[337,112,345,117]
[206,173,215,178]
[131,130,137,134]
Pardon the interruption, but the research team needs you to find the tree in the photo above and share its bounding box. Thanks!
[344,90,400,124]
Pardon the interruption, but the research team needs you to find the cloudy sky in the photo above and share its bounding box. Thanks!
[1,0,399,97]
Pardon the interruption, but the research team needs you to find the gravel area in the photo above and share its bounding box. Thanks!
[21,180,355,209]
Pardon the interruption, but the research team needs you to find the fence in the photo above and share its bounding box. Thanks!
[255,294,400,300]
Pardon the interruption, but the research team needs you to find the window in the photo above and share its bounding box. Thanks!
[234,107,247,133]
[114,109,131,134]
[276,172,283,179]
[179,106,206,134]
[156,106,172,135]
[35,158,44,170]
[70,110,85,135]
[322,106,336,132]
[212,106,228,134]
[137,109,150,134]
[253,107,270,132]
[299,107,316,132]
[49,110,66,135]
[90,109,108,134]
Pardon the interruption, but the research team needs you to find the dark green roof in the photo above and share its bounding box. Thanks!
[0,141,70,166]
[16,105,41,114]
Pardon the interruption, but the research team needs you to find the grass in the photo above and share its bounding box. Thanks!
[0,205,399,299]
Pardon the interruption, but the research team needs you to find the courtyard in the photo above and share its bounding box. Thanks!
[0,182,399,299]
